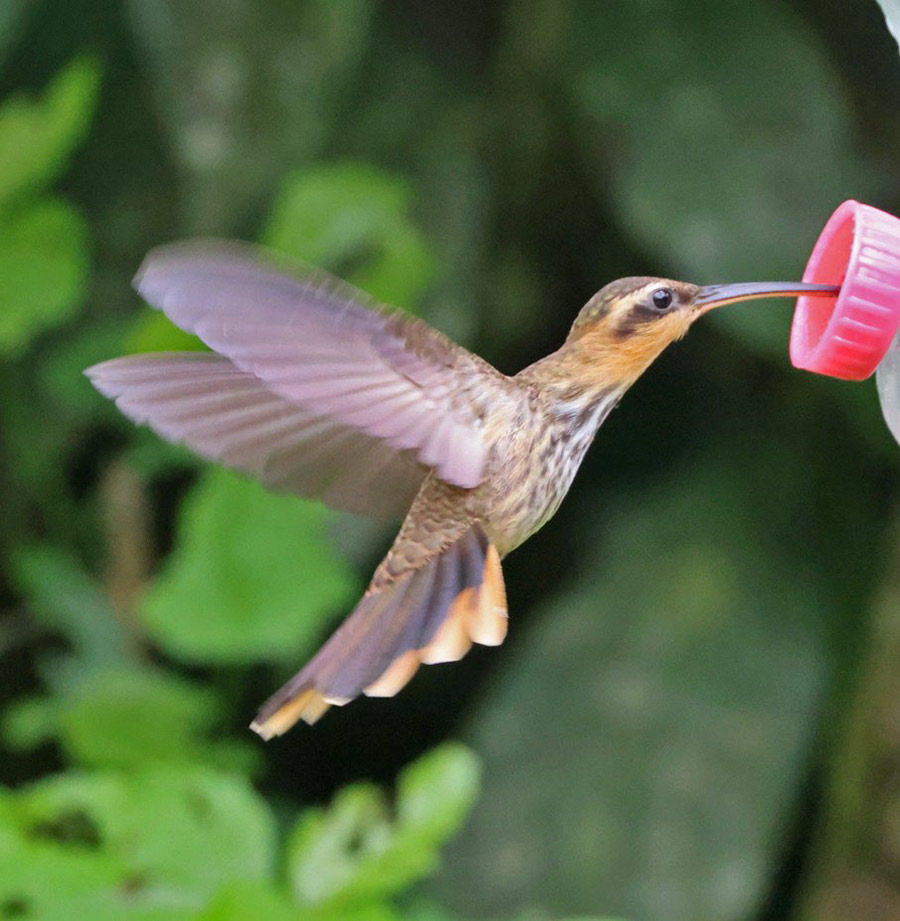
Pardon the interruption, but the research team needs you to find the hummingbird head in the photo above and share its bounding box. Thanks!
[564,276,839,389]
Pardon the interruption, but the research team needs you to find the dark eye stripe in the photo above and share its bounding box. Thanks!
[613,288,678,339]
[614,306,656,338]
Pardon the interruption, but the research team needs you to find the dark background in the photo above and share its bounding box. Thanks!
[1,2,899,920]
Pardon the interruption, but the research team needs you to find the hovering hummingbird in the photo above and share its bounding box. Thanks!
[86,243,838,738]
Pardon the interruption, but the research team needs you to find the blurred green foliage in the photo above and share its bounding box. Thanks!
[262,164,437,309]
[0,3,898,921]
[0,56,98,356]
[142,470,359,664]
[0,744,479,921]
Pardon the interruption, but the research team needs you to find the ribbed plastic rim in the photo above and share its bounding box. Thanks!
[790,200,900,380]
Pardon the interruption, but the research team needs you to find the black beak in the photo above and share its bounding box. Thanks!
[695,281,840,312]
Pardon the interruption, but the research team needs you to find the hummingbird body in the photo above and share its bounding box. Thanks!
[381,374,617,570]
[87,245,838,737]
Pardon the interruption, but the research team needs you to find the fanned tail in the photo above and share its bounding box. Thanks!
[251,524,507,739]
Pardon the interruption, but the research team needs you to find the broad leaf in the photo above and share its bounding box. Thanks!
[0,55,101,210]
[262,163,436,309]
[141,469,358,663]
[197,881,300,921]
[0,198,89,356]
[2,765,275,918]
[56,667,259,774]
[288,743,480,909]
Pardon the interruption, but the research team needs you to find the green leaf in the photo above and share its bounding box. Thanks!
[198,881,300,921]
[262,163,436,309]
[5,659,260,773]
[395,743,481,845]
[0,198,90,356]
[41,317,134,415]
[397,905,459,921]
[288,783,392,907]
[0,55,101,209]
[2,696,61,751]
[56,666,261,775]
[9,765,276,912]
[199,881,404,921]
[0,828,145,921]
[125,310,208,356]
[124,428,200,481]
[141,468,358,663]
[313,907,401,921]
[288,743,480,909]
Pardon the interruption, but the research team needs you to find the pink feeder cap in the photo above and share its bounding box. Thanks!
[790,200,900,380]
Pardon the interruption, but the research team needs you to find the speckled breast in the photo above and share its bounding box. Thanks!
[480,390,621,556]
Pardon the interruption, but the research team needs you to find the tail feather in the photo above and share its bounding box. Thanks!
[250,524,507,739]
[364,650,420,697]
[420,544,508,663]
[471,545,507,645]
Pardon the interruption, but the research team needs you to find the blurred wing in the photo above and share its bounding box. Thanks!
[87,352,427,519]
[133,242,496,488]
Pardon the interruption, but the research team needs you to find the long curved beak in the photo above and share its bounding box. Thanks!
[695,281,840,313]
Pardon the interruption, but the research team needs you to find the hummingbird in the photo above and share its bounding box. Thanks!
[86,243,838,738]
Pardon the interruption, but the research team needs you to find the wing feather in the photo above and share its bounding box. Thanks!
[133,242,498,488]
[87,352,427,519]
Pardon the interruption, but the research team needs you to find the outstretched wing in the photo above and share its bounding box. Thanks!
[87,352,427,519]
[132,242,497,489]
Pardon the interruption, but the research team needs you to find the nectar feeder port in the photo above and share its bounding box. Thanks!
[790,199,900,380]
[790,199,900,446]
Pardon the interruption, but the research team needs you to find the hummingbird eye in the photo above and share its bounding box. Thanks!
[651,287,674,310]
